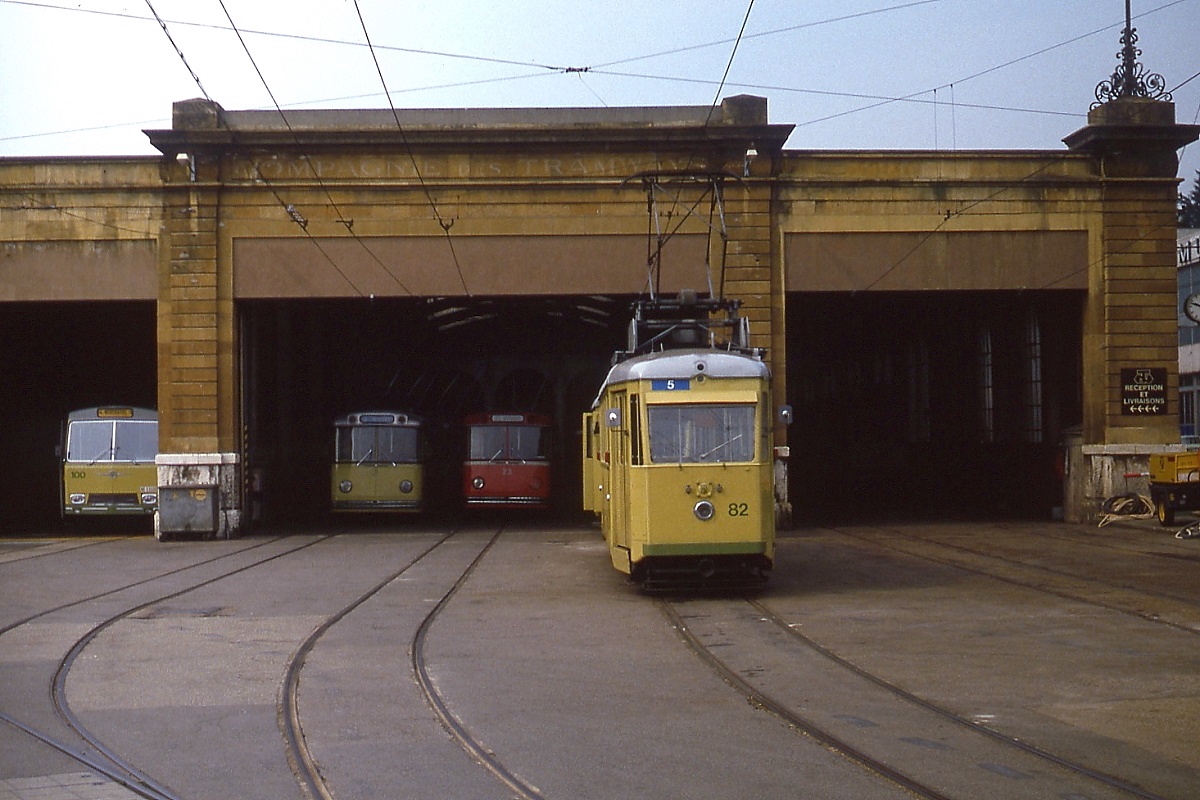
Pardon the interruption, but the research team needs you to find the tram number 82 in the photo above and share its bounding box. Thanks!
[729,502,749,516]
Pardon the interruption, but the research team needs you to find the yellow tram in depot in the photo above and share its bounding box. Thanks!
[60,406,158,518]
[331,411,426,512]
[584,294,779,589]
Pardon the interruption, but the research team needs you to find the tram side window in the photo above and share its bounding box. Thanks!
[647,404,756,463]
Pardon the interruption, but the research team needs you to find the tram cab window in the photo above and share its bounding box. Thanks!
[67,420,157,463]
[337,426,420,464]
[647,404,755,463]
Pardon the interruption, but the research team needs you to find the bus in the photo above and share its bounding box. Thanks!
[61,406,158,517]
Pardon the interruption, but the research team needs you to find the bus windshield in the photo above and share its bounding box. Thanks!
[337,426,420,464]
[67,420,157,463]
[647,404,755,463]
[468,425,549,462]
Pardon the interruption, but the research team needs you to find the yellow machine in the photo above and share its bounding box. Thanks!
[331,411,426,512]
[1148,449,1200,525]
[584,296,779,588]
[61,406,158,517]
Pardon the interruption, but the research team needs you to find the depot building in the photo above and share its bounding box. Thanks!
[1,91,1195,536]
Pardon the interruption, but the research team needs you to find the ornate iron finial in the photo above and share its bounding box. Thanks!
[1093,0,1172,106]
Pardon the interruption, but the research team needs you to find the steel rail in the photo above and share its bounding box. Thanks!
[410,528,547,800]
[48,535,337,800]
[659,597,956,800]
[748,597,1171,800]
[279,532,454,800]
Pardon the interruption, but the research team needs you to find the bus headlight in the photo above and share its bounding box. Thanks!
[399,480,413,493]
[472,476,485,490]
[694,500,715,521]
[339,480,353,493]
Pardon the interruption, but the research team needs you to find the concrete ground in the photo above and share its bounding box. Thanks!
[1,515,1198,799]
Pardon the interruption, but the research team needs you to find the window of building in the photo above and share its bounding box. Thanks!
[1024,313,1043,443]
[907,338,930,443]
[978,328,995,443]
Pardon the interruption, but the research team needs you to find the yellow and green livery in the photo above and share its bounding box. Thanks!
[61,406,158,517]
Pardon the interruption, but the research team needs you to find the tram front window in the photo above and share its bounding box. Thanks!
[647,404,755,463]
[337,427,419,464]
[469,425,549,462]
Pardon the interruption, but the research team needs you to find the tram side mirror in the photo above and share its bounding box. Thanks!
[778,405,793,426]
[605,408,622,428]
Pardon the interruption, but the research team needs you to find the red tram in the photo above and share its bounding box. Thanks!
[462,412,552,508]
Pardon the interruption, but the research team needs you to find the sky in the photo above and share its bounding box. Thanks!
[1,0,1198,190]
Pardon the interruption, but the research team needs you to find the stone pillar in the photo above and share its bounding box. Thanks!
[155,100,241,538]
[1063,99,1199,521]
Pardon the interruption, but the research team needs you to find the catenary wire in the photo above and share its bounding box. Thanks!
[0,0,564,72]
[140,2,371,296]
[215,0,417,296]
[351,0,470,296]
[590,0,939,70]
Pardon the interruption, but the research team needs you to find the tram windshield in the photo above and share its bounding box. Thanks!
[647,404,755,463]
[468,424,549,462]
[66,420,158,463]
[337,426,420,464]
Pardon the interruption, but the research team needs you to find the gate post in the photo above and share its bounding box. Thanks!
[153,100,241,538]
[1064,97,1198,522]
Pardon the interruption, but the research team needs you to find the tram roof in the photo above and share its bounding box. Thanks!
[601,349,768,391]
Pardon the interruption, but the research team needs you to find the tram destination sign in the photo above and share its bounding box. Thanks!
[1120,367,1167,415]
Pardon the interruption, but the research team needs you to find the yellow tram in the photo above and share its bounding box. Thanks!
[584,295,778,588]
[60,406,158,517]
[331,411,426,512]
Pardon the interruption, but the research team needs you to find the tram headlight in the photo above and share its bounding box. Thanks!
[694,500,715,521]
[399,480,413,493]
[339,480,353,494]
[69,493,86,505]
[472,476,485,490]
[141,492,158,505]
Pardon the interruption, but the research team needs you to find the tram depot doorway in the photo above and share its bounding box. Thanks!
[238,297,627,528]
[1,301,157,532]
[785,290,1084,523]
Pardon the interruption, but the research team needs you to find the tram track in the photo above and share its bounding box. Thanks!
[409,528,547,800]
[829,524,1200,635]
[661,593,1171,800]
[2,526,544,800]
[0,534,330,800]
[277,526,547,800]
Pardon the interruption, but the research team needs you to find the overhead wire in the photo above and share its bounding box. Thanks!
[590,0,939,71]
[350,0,470,296]
[0,0,565,72]
[792,0,1195,130]
[137,0,369,295]
[11,0,1197,299]
[7,0,1190,151]
[644,0,755,301]
[213,0,415,297]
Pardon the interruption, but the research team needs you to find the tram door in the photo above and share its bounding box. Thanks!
[607,391,631,566]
